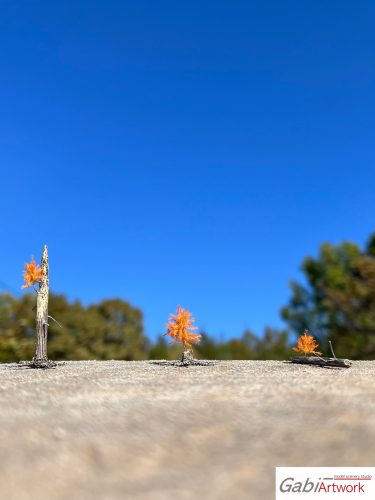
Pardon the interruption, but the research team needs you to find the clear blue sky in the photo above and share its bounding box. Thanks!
[1,1,374,340]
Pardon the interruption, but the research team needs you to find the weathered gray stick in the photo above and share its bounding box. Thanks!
[290,356,352,368]
[33,245,49,364]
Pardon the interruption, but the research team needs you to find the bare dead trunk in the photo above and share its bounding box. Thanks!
[33,245,49,362]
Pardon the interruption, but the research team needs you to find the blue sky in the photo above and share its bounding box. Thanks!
[1,1,374,340]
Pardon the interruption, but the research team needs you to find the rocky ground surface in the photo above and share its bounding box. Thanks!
[0,360,374,500]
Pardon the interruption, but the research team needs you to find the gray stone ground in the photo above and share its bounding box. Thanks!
[0,360,374,500]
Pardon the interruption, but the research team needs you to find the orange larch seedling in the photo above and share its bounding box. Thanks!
[22,257,43,289]
[293,329,322,356]
[164,305,201,349]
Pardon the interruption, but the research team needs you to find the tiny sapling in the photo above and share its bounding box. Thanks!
[293,329,322,357]
[22,245,56,368]
[164,305,201,364]
[291,329,352,368]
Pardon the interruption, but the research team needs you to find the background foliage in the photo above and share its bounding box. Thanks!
[1,234,375,361]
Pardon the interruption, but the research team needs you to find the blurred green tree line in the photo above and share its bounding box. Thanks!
[0,292,290,362]
[1,233,375,361]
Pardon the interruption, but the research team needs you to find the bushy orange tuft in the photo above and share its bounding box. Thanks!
[293,329,322,356]
[22,257,43,289]
[164,305,201,349]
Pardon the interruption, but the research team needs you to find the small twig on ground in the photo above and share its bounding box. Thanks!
[151,361,216,367]
[290,356,352,369]
[150,352,217,368]
[18,359,60,369]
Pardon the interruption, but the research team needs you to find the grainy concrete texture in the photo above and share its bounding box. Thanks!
[0,360,374,500]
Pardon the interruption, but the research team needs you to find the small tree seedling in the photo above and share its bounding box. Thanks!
[292,329,322,357]
[163,305,201,364]
[22,245,55,368]
[291,329,352,368]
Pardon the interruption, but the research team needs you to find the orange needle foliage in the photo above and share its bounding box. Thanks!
[164,305,201,349]
[22,257,43,289]
[293,329,322,356]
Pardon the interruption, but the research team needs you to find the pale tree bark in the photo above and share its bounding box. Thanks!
[181,349,194,363]
[33,245,49,363]
[178,349,213,366]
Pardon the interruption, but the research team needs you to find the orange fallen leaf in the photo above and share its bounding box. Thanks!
[164,305,201,349]
[293,329,322,356]
[22,257,43,289]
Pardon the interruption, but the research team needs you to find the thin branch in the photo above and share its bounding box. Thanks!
[313,352,327,363]
[48,315,62,329]
[329,341,337,359]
